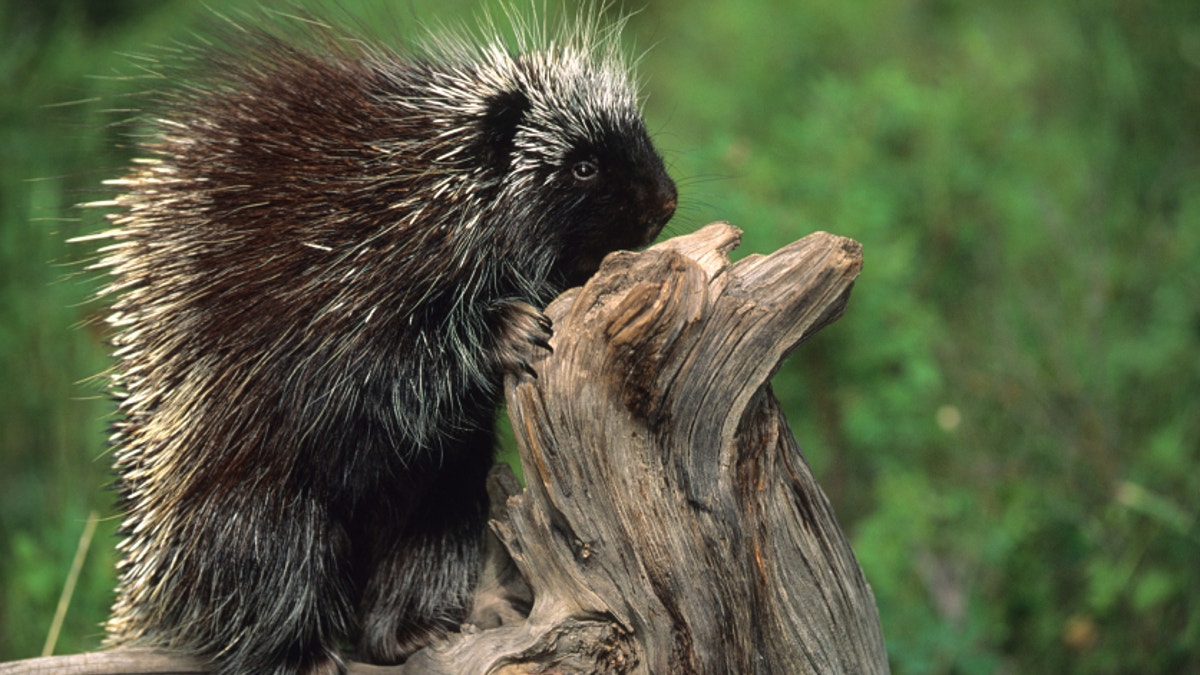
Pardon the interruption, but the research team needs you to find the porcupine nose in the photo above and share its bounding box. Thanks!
[657,177,678,223]
[641,174,677,243]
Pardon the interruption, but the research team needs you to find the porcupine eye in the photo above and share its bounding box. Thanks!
[571,158,599,182]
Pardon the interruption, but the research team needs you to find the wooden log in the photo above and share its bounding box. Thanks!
[406,221,886,673]
[2,222,886,674]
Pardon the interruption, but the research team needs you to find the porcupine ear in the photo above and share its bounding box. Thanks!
[478,89,531,172]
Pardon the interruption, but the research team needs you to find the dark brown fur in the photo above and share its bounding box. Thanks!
[95,10,675,675]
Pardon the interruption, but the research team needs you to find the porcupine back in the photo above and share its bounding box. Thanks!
[88,6,676,674]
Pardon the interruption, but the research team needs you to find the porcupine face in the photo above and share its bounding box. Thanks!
[523,105,677,287]
[464,51,678,288]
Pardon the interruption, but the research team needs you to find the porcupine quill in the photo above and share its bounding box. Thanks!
[81,5,676,673]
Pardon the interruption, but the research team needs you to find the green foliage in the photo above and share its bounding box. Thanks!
[2,0,1197,671]
[645,0,1200,671]
[0,0,154,659]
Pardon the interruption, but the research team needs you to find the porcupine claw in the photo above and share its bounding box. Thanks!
[530,313,554,352]
[494,300,554,380]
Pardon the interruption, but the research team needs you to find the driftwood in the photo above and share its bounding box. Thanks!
[2,222,886,674]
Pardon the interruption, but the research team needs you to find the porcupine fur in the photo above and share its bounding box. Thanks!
[88,5,676,674]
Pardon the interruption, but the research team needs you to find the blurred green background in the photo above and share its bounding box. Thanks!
[2,0,1197,671]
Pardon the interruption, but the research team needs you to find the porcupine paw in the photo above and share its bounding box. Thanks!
[360,618,454,665]
[228,645,344,675]
[494,300,553,379]
[294,650,345,675]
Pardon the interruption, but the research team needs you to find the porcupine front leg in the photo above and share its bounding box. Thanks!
[357,301,552,663]
[356,426,495,662]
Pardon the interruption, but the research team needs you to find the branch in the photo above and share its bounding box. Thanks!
[416,222,886,673]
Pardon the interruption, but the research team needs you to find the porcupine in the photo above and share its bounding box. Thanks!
[88,6,676,674]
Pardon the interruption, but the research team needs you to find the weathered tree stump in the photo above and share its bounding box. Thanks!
[2,222,886,674]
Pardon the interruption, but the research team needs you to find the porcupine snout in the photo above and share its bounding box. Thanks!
[636,168,678,245]
[650,174,678,236]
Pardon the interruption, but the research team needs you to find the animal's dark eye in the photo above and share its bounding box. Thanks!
[571,159,599,182]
